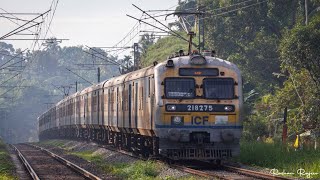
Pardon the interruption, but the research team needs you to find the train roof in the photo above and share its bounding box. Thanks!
[149,55,241,78]
[104,65,154,87]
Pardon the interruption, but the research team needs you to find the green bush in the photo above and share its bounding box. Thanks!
[0,140,16,180]
[235,141,320,178]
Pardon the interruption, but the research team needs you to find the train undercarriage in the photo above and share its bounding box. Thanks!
[39,125,159,158]
[39,125,238,161]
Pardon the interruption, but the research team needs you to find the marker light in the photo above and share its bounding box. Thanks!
[167,105,176,111]
[224,105,234,112]
[166,59,174,67]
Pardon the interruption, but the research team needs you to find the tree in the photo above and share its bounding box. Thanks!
[119,55,134,74]
[169,0,197,31]
[280,15,320,94]
[278,15,320,129]
[139,34,155,54]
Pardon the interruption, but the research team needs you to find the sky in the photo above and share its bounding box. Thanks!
[0,0,178,55]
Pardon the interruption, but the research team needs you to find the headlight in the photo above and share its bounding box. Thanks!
[171,116,184,125]
[190,55,206,65]
[224,105,234,112]
[167,105,176,111]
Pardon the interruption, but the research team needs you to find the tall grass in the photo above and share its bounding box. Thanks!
[71,151,161,179]
[0,140,16,180]
[40,139,67,148]
[234,141,320,179]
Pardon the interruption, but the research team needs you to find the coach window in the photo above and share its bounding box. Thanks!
[117,87,119,110]
[148,77,151,97]
[164,78,195,99]
[140,86,143,109]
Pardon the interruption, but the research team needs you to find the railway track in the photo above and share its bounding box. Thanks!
[170,161,295,180]
[12,144,102,180]
[97,144,295,180]
[222,165,295,180]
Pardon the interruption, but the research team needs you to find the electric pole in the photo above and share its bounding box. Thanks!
[282,107,288,144]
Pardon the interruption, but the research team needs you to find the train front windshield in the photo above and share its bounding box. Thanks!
[203,78,234,99]
[165,78,195,99]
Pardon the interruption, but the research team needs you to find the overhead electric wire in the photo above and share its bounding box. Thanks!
[0,49,27,68]
[3,38,68,40]
[0,77,26,98]
[65,68,93,85]
[133,4,190,42]
[0,85,18,97]
[85,46,122,66]
[102,48,131,53]
[200,0,268,20]
[109,4,178,58]
[0,85,30,88]
[92,46,131,49]
[50,83,65,95]
[3,22,42,40]
[0,13,41,15]
[0,60,26,70]
[41,0,59,46]
[31,0,59,50]
[204,0,262,13]
[0,52,24,59]
[140,13,176,21]
[0,8,37,34]
[0,9,50,40]
[31,19,43,50]
[111,21,140,48]
[0,1,60,103]
[15,33,38,35]
[127,14,185,41]
[0,73,20,86]
[0,15,39,23]
[167,0,266,25]
[83,50,125,69]
[145,6,196,13]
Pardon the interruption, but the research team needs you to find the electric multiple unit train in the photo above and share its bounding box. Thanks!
[39,50,243,160]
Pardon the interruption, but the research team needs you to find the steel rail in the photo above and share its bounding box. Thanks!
[170,164,229,179]
[222,165,294,180]
[29,144,102,180]
[11,144,40,180]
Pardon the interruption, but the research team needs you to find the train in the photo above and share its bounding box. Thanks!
[38,49,243,161]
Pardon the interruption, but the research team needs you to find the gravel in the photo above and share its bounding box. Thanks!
[157,166,191,179]
[36,140,195,179]
[37,141,117,180]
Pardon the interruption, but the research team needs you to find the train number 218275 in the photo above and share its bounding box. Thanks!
[187,105,213,112]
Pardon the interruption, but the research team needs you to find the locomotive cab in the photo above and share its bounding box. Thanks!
[153,50,243,160]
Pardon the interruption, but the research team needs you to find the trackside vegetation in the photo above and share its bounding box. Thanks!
[71,151,161,179]
[235,141,320,179]
[0,139,15,180]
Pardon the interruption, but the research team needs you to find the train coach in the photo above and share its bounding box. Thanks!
[39,50,243,161]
